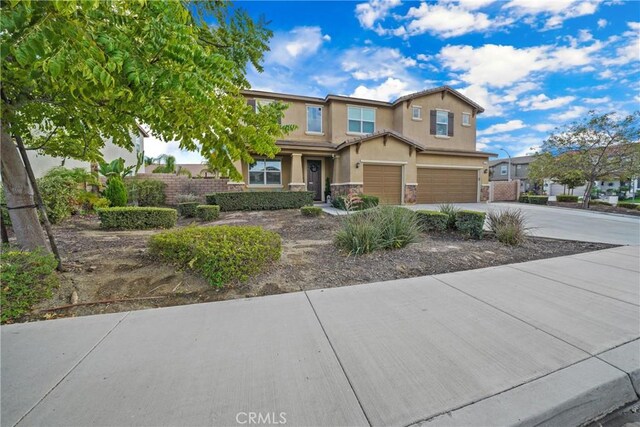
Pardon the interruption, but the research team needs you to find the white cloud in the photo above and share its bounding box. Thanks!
[443,0,496,10]
[555,106,589,122]
[267,27,329,67]
[597,18,608,28]
[503,0,601,30]
[478,120,526,136]
[341,47,417,81]
[351,77,417,102]
[518,94,576,110]
[599,69,613,79]
[355,0,401,29]
[584,96,611,104]
[322,34,332,42]
[402,2,496,38]
[532,123,555,132]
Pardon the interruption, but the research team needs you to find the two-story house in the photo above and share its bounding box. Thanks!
[233,86,495,204]
[488,156,534,193]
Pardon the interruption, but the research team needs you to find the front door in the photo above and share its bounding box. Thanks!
[307,160,322,201]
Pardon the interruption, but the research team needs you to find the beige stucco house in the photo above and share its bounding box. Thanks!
[233,86,496,204]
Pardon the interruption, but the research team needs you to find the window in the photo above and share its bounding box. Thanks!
[255,99,274,112]
[436,110,448,136]
[307,106,322,133]
[348,106,375,134]
[412,106,422,120]
[462,112,471,126]
[249,158,282,185]
[500,165,508,176]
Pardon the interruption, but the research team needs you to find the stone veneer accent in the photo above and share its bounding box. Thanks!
[288,184,306,192]
[128,173,243,205]
[481,185,490,202]
[330,184,364,198]
[404,184,417,204]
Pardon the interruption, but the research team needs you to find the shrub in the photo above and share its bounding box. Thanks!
[518,194,530,203]
[455,210,486,239]
[37,170,83,223]
[177,202,199,217]
[1,248,58,323]
[415,210,448,232]
[148,226,281,286]
[439,203,460,230]
[590,200,611,206]
[126,179,166,207]
[486,209,528,246]
[205,191,314,211]
[103,177,127,207]
[335,206,420,255]
[176,193,200,204]
[617,202,638,209]
[556,195,579,203]
[527,195,548,205]
[97,207,177,229]
[196,205,220,221]
[331,194,379,211]
[301,206,323,217]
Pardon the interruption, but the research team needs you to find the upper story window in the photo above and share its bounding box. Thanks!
[462,112,471,126]
[436,110,449,136]
[500,165,508,176]
[412,106,422,121]
[348,106,375,134]
[249,158,282,186]
[306,106,323,133]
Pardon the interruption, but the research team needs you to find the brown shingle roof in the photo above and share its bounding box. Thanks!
[336,129,427,151]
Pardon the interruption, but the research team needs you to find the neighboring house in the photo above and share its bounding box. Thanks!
[488,156,534,192]
[233,86,495,204]
[28,125,148,178]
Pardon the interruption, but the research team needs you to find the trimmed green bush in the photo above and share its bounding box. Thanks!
[415,210,448,232]
[177,202,199,217]
[486,209,528,245]
[455,210,486,239]
[148,225,281,286]
[527,195,548,205]
[1,248,58,323]
[97,207,177,229]
[37,171,81,223]
[301,206,323,217]
[439,203,460,229]
[556,195,579,203]
[206,191,314,211]
[617,202,638,209]
[126,179,166,207]
[590,200,611,206]
[331,194,379,211]
[335,206,420,255]
[196,205,220,221]
[518,194,530,203]
[104,177,127,207]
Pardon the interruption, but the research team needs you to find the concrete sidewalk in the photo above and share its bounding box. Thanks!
[2,247,639,427]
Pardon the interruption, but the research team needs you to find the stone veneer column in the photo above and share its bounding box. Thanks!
[289,153,305,191]
[404,184,417,204]
[481,184,490,201]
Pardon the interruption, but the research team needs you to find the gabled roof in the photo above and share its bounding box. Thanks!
[336,129,427,151]
[489,155,535,166]
[392,86,485,113]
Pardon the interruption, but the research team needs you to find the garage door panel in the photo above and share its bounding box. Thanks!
[417,169,477,203]
[363,165,402,205]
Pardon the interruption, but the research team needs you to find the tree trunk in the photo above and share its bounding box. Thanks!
[0,125,48,250]
[582,181,594,208]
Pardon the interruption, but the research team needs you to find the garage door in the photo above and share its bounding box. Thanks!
[417,168,477,203]
[363,164,402,205]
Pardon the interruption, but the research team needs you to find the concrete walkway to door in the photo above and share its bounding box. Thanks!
[2,246,639,426]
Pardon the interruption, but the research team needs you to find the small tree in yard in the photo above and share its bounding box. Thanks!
[1,1,293,254]
[539,111,640,208]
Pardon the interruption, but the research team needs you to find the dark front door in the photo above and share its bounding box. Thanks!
[307,160,322,201]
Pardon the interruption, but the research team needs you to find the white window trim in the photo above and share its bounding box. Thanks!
[435,109,449,136]
[411,105,422,121]
[347,105,376,135]
[500,165,508,175]
[306,105,323,134]
[462,112,471,127]
[249,157,282,186]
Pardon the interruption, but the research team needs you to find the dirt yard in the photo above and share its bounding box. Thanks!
[26,209,613,322]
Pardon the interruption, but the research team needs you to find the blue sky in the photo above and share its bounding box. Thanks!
[145,0,640,162]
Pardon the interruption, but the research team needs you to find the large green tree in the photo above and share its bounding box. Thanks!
[539,111,640,207]
[2,0,292,250]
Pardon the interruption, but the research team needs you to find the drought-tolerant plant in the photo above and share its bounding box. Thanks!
[148,225,281,286]
[486,209,529,246]
[415,210,448,232]
[196,205,220,221]
[556,195,579,203]
[97,207,177,229]
[378,206,422,249]
[176,193,200,203]
[331,192,379,211]
[1,248,58,323]
[300,206,323,217]
[438,203,460,230]
[126,179,166,207]
[177,202,199,218]
[455,210,486,239]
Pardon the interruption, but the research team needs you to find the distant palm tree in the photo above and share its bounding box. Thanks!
[199,163,219,178]
[152,154,177,174]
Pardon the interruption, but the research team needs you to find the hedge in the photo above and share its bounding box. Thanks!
[617,202,638,209]
[590,200,611,206]
[331,194,379,211]
[300,206,323,217]
[205,191,314,211]
[518,194,530,203]
[527,196,548,205]
[125,179,166,207]
[177,202,199,217]
[556,195,579,203]
[196,205,220,221]
[455,210,485,239]
[148,225,281,286]
[415,210,448,232]
[97,207,177,229]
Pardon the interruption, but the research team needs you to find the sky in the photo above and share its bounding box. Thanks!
[144,0,640,162]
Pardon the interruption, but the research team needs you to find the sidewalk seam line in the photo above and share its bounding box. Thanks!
[12,311,131,427]
[506,265,639,307]
[568,256,639,273]
[302,291,373,427]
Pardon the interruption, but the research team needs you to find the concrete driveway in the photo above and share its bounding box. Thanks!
[408,202,640,245]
